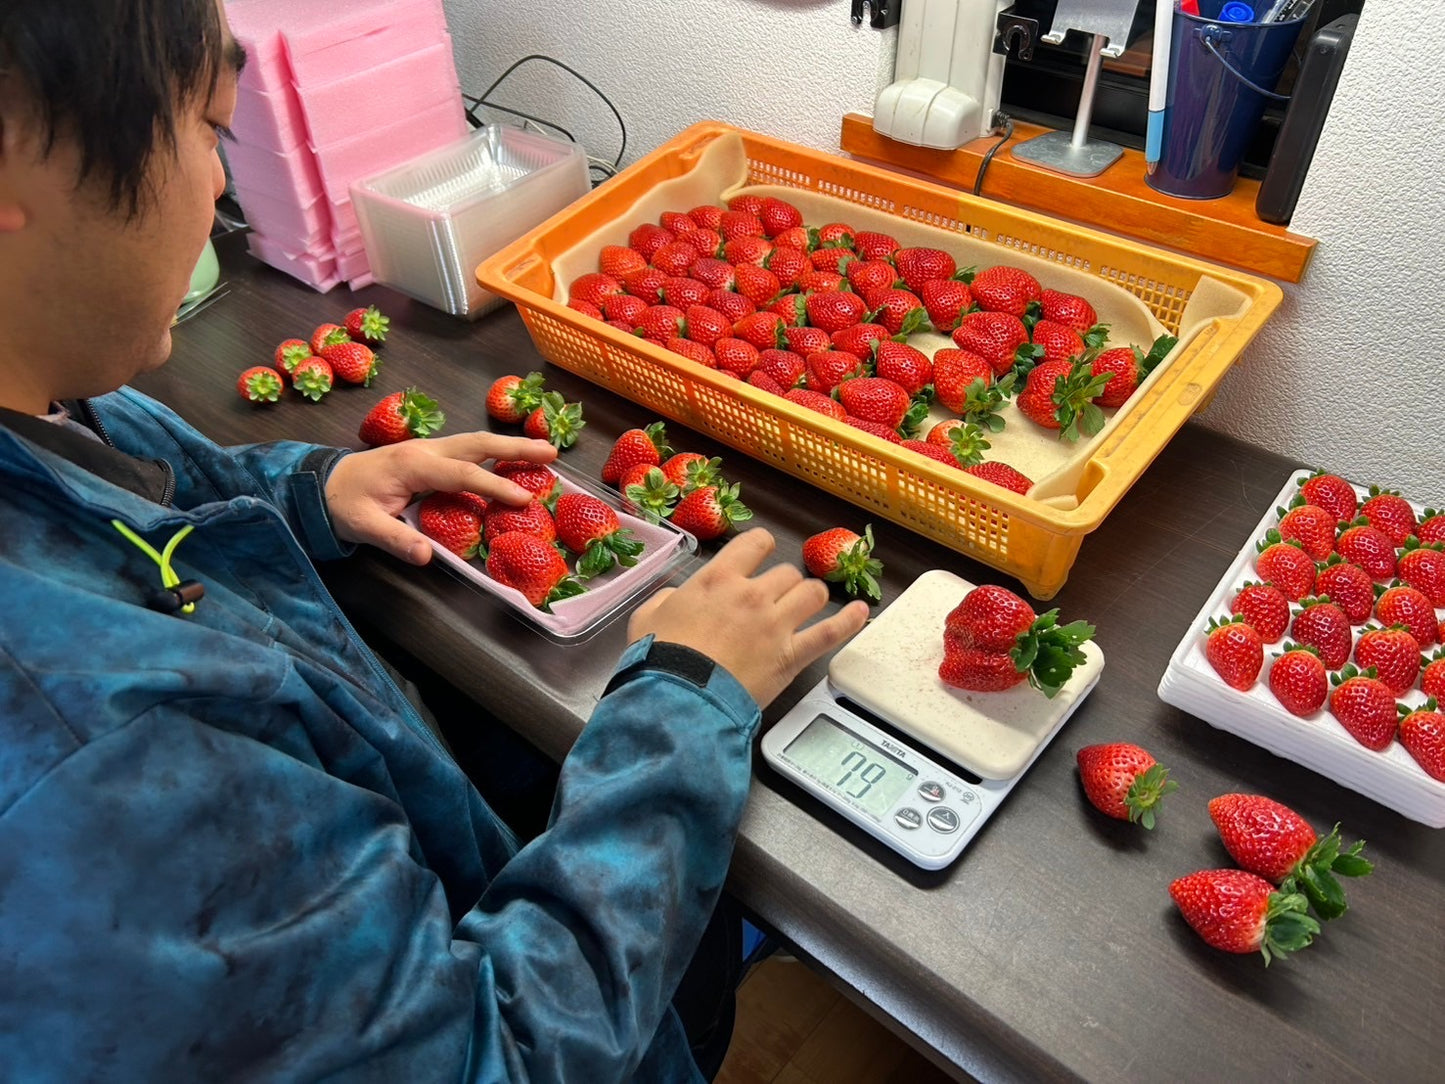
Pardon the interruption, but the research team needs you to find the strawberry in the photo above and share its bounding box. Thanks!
[1375,582,1438,647]
[782,325,831,357]
[952,311,1041,377]
[1360,485,1417,544]
[483,498,556,546]
[1254,530,1316,601]
[804,350,865,394]
[418,492,488,559]
[815,222,856,248]
[1398,700,1445,781]
[687,205,724,231]
[713,337,761,378]
[732,311,786,351]
[942,584,1094,696]
[659,452,723,492]
[490,460,558,503]
[853,230,900,261]
[1328,663,1399,749]
[932,348,994,413]
[602,294,649,326]
[273,339,313,380]
[1297,470,1358,523]
[1016,357,1110,441]
[892,247,956,293]
[569,299,604,321]
[343,305,389,346]
[681,304,731,347]
[1288,597,1352,670]
[622,267,668,304]
[758,196,803,238]
[661,277,711,309]
[601,422,670,485]
[1091,335,1174,409]
[902,439,960,469]
[770,225,811,252]
[1353,624,1420,694]
[733,264,781,307]
[290,357,333,402]
[567,272,624,308]
[763,246,808,291]
[837,377,920,434]
[671,482,752,541]
[1416,508,1445,544]
[866,289,929,337]
[1314,556,1375,624]
[309,323,349,355]
[486,373,548,425]
[598,243,648,278]
[1204,615,1264,691]
[618,464,680,524]
[628,223,674,261]
[1268,644,1328,717]
[1230,580,1291,644]
[1336,519,1397,580]
[805,290,868,335]
[747,370,786,397]
[634,304,686,342]
[935,422,991,467]
[1038,289,1097,333]
[794,268,844,295]
[666,337,717,368]
[237,366,283,404]
[707,288,755,323]
[843,415,904,444]
[522,391,585,449]
[784,387,847,421]
[963,461,1033,495]
[552,492,644,578]
[920,279,974,333]
[874,341,933,397]
[756,349,806,389]
[1075,742,1177,829]
[357,387,444,446]
[847,259,900,301]
[1029,320,1086,366]
[1395,539,1445,605]
[1276,498,1338,561]
[802,524,883,603]
[320,340,378,386]
[769,293,810,328]
[725,236,773,268]
[718,209,765,241]
[485,531,585,610]
[689,257,736,291]
[687,228,723,260]
[651,240,701,278]
[1422,650,1445,701]
[808,246,856,275]
[969,265,1041,318]
[658,210,697,236]
[1168,869,1319,963]
[830,322,891,362]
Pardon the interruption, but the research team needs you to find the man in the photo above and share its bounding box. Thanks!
[0,1,868,1079]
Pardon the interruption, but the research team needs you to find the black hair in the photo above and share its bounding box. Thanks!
[0,0,234,217]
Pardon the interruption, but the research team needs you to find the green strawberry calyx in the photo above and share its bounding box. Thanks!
[1123,762,1178,831]
[537,391,586,449]
[357,306,390,342]
[539,575,587,614]
[1256,887,1321,966]
[622,467,680,525]
[508,371,548,415]
[1050,357,1111,443]
[947,423,991,468]
[1009,609,1096,698]
[399,387,445,439]
[576,528,645,580]
[1138,333,1178,380]
[1287,822,1372,921]
[822,524,883,604]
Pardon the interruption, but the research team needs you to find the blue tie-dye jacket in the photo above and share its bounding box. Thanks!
[0,386,761,1082]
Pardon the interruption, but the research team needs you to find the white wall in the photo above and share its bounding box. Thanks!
[447,0,1444,499]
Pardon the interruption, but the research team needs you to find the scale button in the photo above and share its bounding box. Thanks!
[917,781,946,803]
[894,807,923,831]
[927,807,961,834]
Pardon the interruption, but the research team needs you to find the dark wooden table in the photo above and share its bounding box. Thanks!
[137,232,1444,1083]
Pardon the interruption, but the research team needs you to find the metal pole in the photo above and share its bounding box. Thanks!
[1072,33,1106,150]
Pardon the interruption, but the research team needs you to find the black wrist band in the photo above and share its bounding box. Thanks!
[603,640,716,698]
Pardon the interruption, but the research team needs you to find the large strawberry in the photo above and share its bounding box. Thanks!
[1314,556,1375,624]
[1230,580,1291,644]
[1076,742,1177,829]
[837,377,923,434]
[1204,615,1264,691]
[661,278,711,310]
[1296,470,1358,523]
[523,391,585,449]
[651,239,702,278]
[830,322,891,362]
[847,259,900,301]
[952,311,1041,377]
[804,350,865,394]
[920,278,974,333]
[237,366,283,403]
[1268,643,1328,717]
[601,422,671,484]
[599,243,648,278]
[725,236,774,268]
[853,230,900,261]
[873,341,933,397]
[1353,624,1419,693]
[784,387,847,421]
[801,524,883,603]
[782,324,830,357]
[666,337,716,368]
[659,452,723,492]
[1038,288,1097,332]
[1276,497,1338,562]
[1255,531,1316,601]
[1168,869,1319,964]
[553,492,644,578]
[418,491,488,559]
[568,271,624,308]
[491,460,558,502]
[732,311,786,352]
[343,305,389,346]
[1336,519,1397,580]
[486,372,547,424]
[758,196,803,238]
[733,264,781,306]
[866,289,929,337]
[623,267,668,304]
[628,223,673,261]
[1417,508,1445,544]
[358,387,444,445]
[1360,485,1417,544]
[1016,357,1110,441]
[805,290,868,335]
[932,348,994,415]
[1395,539,1445,605]
[1089,334,1175,409]
[483,498,556,547]
[1208,794,1372,920]
[963,460,1033,495]
[1375,582,1438,647]
[892,247,957,293]
[764,247,808,291]
[486,531,585,610]
[634,304,686,342]
[969,265,1041,318]
[718,208,765,241]
[1289,597,1352,670]
[320,340,379,386]
[671,482,752,541]
[1029,319,1087,366]
[940,585,1095,697]
[1398,700,1445,781]
[756,348,806,390]
[713,337,760,378]
[681,304,731,347]
[1328,664,1398,749]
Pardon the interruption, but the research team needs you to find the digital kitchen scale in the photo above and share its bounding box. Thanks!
[762,570,1104,869]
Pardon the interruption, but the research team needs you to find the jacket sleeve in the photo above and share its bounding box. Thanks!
[0,637,759,1083]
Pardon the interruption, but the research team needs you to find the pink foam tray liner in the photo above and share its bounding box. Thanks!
[246,233,340,293]
[223,138,323,203]
[282,0,451,87]
[293,43,462,148]
[311,100,469,205]
[231,84,310,153]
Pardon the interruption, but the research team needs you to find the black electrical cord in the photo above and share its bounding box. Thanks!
[462,95,577,145]
[468,54,627,168]
[973,114,1015,197]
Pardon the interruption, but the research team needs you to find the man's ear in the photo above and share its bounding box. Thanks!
[0,87,32,233]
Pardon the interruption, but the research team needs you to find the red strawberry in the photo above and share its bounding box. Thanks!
[483,498,556,546]
[815,222,856,248]
[707,288,755,323]
[1029,319,1086,366]
[1204,615,1264,691]
[770,225,811,252]
[782,325,831,357]
[757,196,803,238]
[938,643,1027,691]
[619,464,681,523]
[658,210,696,236]
[634,304,686,343]
[1254,531,1316,601]
[320,340,378,386]
[784,387,847,421]
[794,268,844,295]
[660,277,711,309]
[1297,470,1358,523]
[651,240,702,278]
[290,357,334,402]
[801,524,883,603]
[1169,869,1320,964]
[552,492,644,578]
[963,461,1033,495]
[873,341,933,397]
[969,265,1041,318]
[689,257,736,291]
[830,322,891,362]
[601,422,670,484]
[681,304,731,347]
[920,279,974,333]
[1087,347,1139,409]
[670,482,752,541]
[343,305,389,346]
[418,492,488,559]
[808,246,856,275]
[837,377,918,433]
[733,264,781,307]
[804,350,865,394]
[940,586,1094,698]
[805,290,868,335]
[491,460,558,501]
[358,387,444,445]
[1398,700,1445,781]
[847,259,900,301]
[945,584,1080,664]
[1353,625,1420,694]
[598,243,648,278]
[1230,581,1291,644]
[769,293,810,327]
[1416,508,1445,544]
[1375,582,1438,647]
[602,294,649,326]
[659,452,723,492]
[756,348,806,389]
[1336,519,1397,580]
[718,209,765,241]
[732,311,786,351]
[1328,663,1399,749]
[1289,597,1352,670]
[485,531,584,610]
[1360,485,1417,544]
[686,227,723,260]
[237,366,284,403]
[902,439,961,468]
[1396,539,1445,605]
[931,348,994,414]
[853,230,900,261]
[309,322,349,355]
[867,289,928,337]
[666,337,717,368]
[1016,357,1110,441]
[713,337,760,378]
[628,223,674,261]
[952,311,1040,377]
[747,370,786,396]
[844,415,904,444]
[763,246,808,291]
[522,392,585,449]
[892,247,956,293]
[687,205,724,231]
[568,272,624,307]
[1038,289,1097,333]
[725,236,773,267]
[1075,742,1177,829]
[1314,556,1375,624]
[933,421,991,468]
[622,267,668,304]
[1422,650,1445,701]
[1276,499,1338,562]
[1268,644,1328,717]
[273,338,313,380]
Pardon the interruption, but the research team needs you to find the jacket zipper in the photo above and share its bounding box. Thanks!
[77,398,177,507]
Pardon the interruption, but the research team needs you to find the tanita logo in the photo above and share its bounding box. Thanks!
[881,738,906,757]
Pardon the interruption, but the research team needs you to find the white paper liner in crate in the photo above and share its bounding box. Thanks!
[1157,469,1445,827]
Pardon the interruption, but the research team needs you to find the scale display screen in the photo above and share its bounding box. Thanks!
[782,714,917,821]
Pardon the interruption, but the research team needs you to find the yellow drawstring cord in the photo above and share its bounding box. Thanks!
[111,520,198,614]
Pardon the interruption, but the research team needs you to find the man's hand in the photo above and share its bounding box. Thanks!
[324,432,556,564]
[627,528,870,710]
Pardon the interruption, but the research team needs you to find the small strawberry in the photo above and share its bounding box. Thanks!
[794,268,844,295]
[815,222,856,248]
[873,341,933,397]
[1395,539,1445,605]
[713,337,760,378]
[802,524,884,603]
[769,294,810,328]
[670,482,752,541]
[1297,470,1359,523]
[486,372,548,424]
[273,339,313,380]
[1360,484,1417,544]
[687,205,724,231]
[620,464,681,523]
[837,377,920,433]
[682,304,732,347]
[599,243,648,278]
[733,264,781,307]
[769,225,811,252]
[758,196,803,238]
[1398,699,1445,781]
[1038,289,1097,333]
[622,267,668,305]
[763,246,808,291]
[866,289,929,337]
[689,257,736,292]
[1029,319,1086,367]
[1169,869,1319,964]
[1268,643,1328,717]
[1353,624,1420,694]
[853,230,900,261]
[805,290,868,335]
[969,265,1041,318]
[418,492,488,559]
[1289,597,1352,670]
[567,271,624,307]
[1230,580,1291,644]
[724,236,773,268]
[847,259,900,300]
[1336,518,1397,581]
[804,350,865,395]
[491,460,558,502]
[486,531,585,610]
[651,239,702,278]
[781,325,831,357]
[1016,357,1110,441]
[931,348,994,413]
[1204,615,1264,691]
[522,391,585,449]
[892,247,956,293]
[1076,742,1177,828]
[963,460,1033,495]
[343,305,389,346]
[658,210,697,236]
[920,279,974,333]
[633,304,686,342]
[1089,335,1176,409]
[1422,649,1445,701]
[483,498,556,546]
[552,492,645,579]
[1314,556,1375,624]
[1274,497,1337,561]
[732,311,786,351]
[952,311,1042,377]
[830,323,891,362]
[667,337,717,368]
[707,288,755,323]
[309,322,349,355]
[237,366,283,404]
[661,278,711,309]
[358,387,445,446]
[1375,582,1438,647]
[290,357,334,402]
[1254,530,1316,601]
[784,387,847,421]
[1328,663,1399,750]
[320,340,379,386]
[942,585,1094,697]
[718,209,765,241]
[1416,508,1445,544]
[808,246,855,275]
[628,223,674,261]
[659,452,723,492]
[756,349,806,389]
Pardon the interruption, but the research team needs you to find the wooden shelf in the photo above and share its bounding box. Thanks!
[839,112,1316,283]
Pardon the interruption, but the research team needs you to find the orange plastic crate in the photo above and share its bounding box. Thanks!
[477,122,1282,599]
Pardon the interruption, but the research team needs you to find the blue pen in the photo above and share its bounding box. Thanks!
[1146,0,1174,173]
